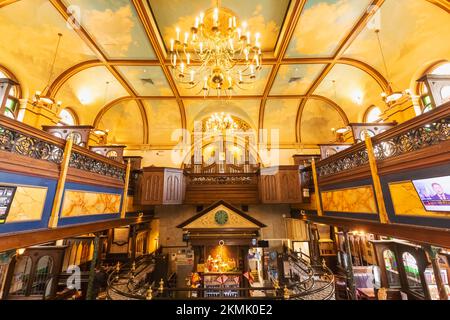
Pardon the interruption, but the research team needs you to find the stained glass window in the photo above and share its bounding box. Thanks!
[402,252,424,296]
[383,249,401,288]
[0,69,20,119]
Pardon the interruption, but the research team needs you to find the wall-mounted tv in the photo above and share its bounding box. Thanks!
[0,186,17,224]
[412,176,450,212]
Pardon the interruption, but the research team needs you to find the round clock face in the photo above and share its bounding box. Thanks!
[214,210,229,225]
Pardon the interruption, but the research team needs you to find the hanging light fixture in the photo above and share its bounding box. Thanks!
[374,29,409,105]
[169,0,263,97]
[205,112,239,133]
[33,33,63,109]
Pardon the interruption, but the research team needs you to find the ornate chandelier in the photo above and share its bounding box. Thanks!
[205,113,238,133]
[169,2,263,97]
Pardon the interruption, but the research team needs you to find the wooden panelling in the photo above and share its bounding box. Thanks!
[260,166,302,204]
[0,150,60,180]
[163,168,184,205]
[184,183,259,205]
[138,167,184,205]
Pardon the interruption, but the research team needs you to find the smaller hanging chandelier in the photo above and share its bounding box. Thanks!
[169,1,263,97]
[375,29,410,105]
[205,112,238,133]
[33,33,63,109]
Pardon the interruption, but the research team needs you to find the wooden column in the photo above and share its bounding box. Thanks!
[86,233,101,300]
[343,230,357,300]
[48,138,73,229]
[311,159,323,216]
[364,136,390,224]
[307,222,320,262]
[120,160,132,219]
[130,225,137,263]
[424,245,448,300]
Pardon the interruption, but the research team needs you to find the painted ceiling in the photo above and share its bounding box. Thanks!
[0,0,449,147]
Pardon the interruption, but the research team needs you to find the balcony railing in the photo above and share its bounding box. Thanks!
[106,250,335,300]
[0,115,126,181]
[316,103,449,179]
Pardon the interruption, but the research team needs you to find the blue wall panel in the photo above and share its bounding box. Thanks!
[0,171,57,234]
[57,182,124,227]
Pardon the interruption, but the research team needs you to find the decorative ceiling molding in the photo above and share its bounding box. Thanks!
[92,93,347,140]
[48,0,149,144]
[257,0,307,140]
[47,57,389,101]
[0,0,19,8]
[426,0,450,12]
[131,0,187,132]
[1,0,447,148]
[295,0,386,143]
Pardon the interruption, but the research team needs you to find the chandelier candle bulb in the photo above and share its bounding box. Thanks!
[170,39,174,52]
[180,63,185,75]
[186,53,191,65]
[172,54,177,67]
[200,12,204,24]
[213,8,219,26]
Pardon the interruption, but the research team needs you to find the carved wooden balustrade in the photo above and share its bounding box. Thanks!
[0,115,126,187]
[315,102,449,186]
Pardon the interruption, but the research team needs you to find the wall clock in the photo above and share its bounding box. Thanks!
[214,210,229,225]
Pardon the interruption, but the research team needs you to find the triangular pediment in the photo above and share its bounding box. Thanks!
[177,201,266,230]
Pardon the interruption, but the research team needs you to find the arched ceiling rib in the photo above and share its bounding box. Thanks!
[1,0,449,147]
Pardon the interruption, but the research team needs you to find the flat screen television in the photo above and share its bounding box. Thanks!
[0,186,17,224]
[412,176,450,212]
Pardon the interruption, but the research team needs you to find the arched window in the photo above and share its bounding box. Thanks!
[418,61,450,113]
[364,105,383,123]
[58,108,78,126]
[402,252,424,295]
[0,66,21,119]
[9,256,32,296]
[31,256,53,295]
[382,249,400,288]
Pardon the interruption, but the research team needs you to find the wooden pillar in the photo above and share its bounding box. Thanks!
[307,222,320,262]
[364,136,389,224]
[86,233,101,300]
[424,245,448,300]
[130,225,137,263]
[48,138,73,229]
[311,159,323,216]
[343,230,357,300]
[120,160,132,219]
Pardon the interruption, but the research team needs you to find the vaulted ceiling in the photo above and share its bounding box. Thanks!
[0,0,449,147]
